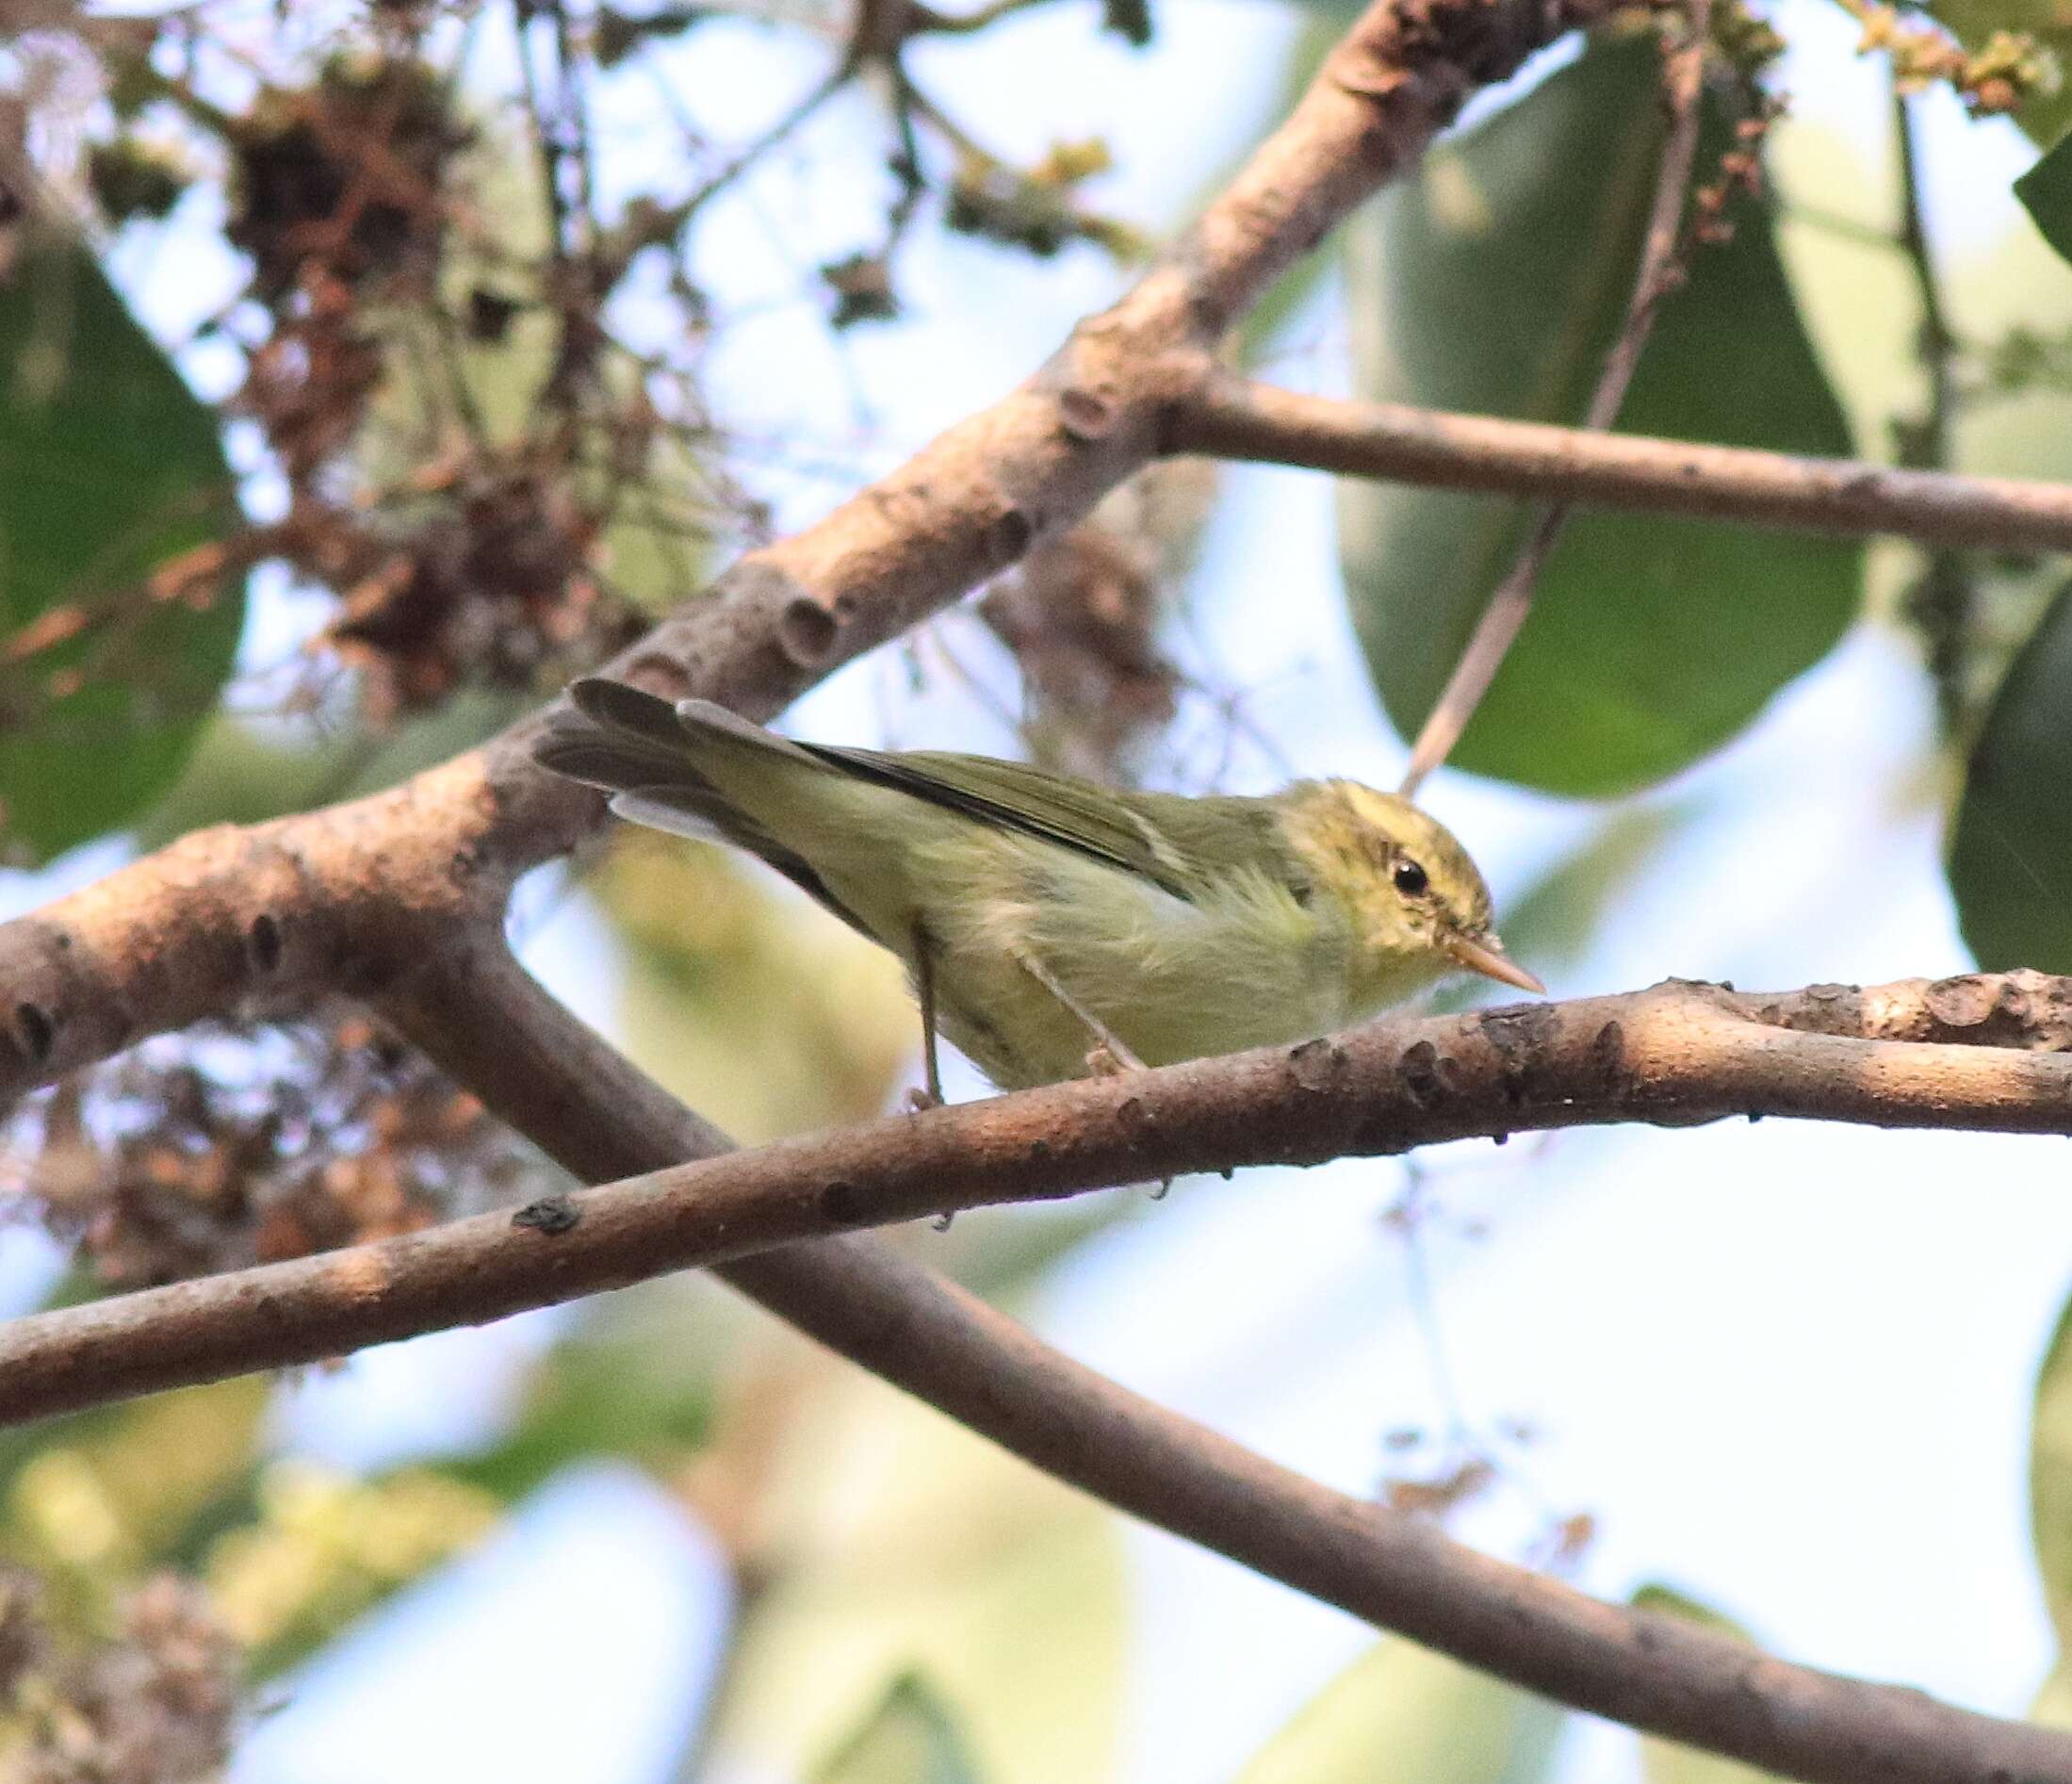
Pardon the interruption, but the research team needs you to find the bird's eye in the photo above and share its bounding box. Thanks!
[1392,858,1428,897]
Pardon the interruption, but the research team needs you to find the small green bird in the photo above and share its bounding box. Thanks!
[535,679,1542,1097]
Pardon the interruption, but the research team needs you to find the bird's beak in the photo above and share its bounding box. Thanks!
[1444,932,1546,995]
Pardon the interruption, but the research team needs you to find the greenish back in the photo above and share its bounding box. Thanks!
[797,742,1308,904]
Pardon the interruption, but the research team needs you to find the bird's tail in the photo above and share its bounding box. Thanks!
[533,679,726,839]
[533,680,862,927]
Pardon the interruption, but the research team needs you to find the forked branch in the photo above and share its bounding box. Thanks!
[0,962,2066,1784]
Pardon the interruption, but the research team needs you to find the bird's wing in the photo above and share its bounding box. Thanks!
[790,745,1299,905]
[542,682,1306,909]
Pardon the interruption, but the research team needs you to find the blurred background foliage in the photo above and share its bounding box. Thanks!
[1,0,2071,1776]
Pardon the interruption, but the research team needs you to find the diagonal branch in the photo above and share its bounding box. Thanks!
[0,0,1614,1110]
[4,967,2068,1423]
[1,962,2068,1784]
[1168,378,2072,550]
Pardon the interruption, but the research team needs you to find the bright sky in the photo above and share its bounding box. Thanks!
[8,1,2070,1779]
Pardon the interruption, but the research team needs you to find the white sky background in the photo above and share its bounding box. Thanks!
[7,0,2071,1778]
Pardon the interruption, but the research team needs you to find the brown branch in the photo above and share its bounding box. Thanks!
[1399,4,1712,796]
[1169,378,2072,551]
[5,967,2068,1422]
[1,966,2068,1784]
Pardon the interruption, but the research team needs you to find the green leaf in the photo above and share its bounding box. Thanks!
[2034,1660,2072,1729]
[0,1377,271,1598]
[1499,804,1690,967]
[1232,1639,1564,1784]
[813,1674,985,1784]
[697,1369,1126,1784]
[139,686,530,846]
[1948,575,2072,973]
[1429,802,1692,1014]
[0,230,245,860]
[2029,1283,2072,1723]
[1630,1585,1785,1782]
[442,1293,720,1503]
[2017,132,2072,267]
[1339,34,1861,795]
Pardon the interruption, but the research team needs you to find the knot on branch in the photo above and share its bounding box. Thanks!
[1920,968,2072,1051]
[1334,0,1613,123]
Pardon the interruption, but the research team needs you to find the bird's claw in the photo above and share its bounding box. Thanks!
[905,1086,944,1114]
[1084,1042,1143,1079]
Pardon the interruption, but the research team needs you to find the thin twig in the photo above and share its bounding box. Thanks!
[1892,83,1974,730]
[676,64,851,228]
[1781,196,1907,252]
[905,0,1063,35]
[1397,3,1714,798]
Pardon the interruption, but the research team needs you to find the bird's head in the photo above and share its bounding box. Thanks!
[1281,779,1543,999]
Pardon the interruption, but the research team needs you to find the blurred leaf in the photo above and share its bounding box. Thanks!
[2016,131,2072,265]
[1948,575,2072,973]
[698,1366,1127,1784]
[1768,123,1914,457]
[0,232,246,860]
[363,128,707,618]
[813,1673,985,1784]
[2030,1283,2072,1722]
[0,1379,269,1605]
[1339,34,1860,795]
[1927,0,2072,144]
[140,687,530,845]
[602,830,915,1143]
[2035,1660,2072,1728]
[1629,1585,1785,1781]
[1232,1637,1564,1783]
[1428,802,1691,1015]
[920,1201,1142,1303]
[204,1460,499,1675]
[198,1288,735,1672]
[1499,807,1687,967]
[444,1292,722,1503]
[136,713,349,843]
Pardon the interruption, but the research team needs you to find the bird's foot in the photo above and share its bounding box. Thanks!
[1084,1040,1146,1078]
[905,1086,944,1114]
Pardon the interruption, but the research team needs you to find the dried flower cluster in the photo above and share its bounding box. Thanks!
[0,0,1172,737]
[0,1571,241,1784]
[2,1010,547,1290]
[977,461,1214,781]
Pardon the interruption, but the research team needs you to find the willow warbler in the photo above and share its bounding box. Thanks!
[536,679,1542,1097]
